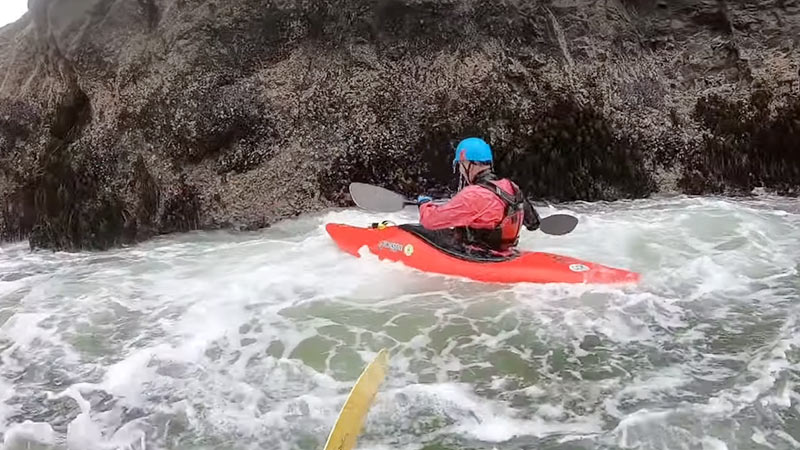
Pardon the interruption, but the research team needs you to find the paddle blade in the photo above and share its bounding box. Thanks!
[349,183,412,212]
[323,349,389,450]
[539,214,579,236]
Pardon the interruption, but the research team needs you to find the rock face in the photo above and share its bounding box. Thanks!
[0,0,798,250]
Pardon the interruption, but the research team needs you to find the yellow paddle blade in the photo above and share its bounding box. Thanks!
[323,349,389,450]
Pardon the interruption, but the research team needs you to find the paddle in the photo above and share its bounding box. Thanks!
[349,182,579,236]
[323,348,389,450]
[349,182,417,212]
[538,213,578,236]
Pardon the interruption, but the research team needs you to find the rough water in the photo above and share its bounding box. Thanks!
[1,195,799,450]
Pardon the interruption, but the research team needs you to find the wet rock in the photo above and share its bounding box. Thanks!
[0,0,798,250]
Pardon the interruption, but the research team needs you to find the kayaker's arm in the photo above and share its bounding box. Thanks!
[523,197,541,231]
[418,190,482,230]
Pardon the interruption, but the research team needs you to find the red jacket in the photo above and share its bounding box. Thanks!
[419,179,519,230]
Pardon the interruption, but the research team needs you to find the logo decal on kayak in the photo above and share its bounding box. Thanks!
[378,240,404,253]
[377,241,414,256]
[569,264,590,273]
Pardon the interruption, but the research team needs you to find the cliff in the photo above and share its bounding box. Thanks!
[1,0,798,250]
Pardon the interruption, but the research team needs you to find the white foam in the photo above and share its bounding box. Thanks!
[613,408,674,448]
[0,313,59,371]
[774,430,800,448]
[614,367,691,402]
[0,197,798,449]
[372,382,602,443]
[702,437,729,450]
[0,379,11,434]
[751,429,775,448]
[1,421,56,450]
[521,384,547,398]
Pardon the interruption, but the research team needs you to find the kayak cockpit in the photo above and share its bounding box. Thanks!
[397,224,519,263]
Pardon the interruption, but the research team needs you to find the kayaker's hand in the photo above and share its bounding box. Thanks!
[417,195,432,205]
[523,198,541,231]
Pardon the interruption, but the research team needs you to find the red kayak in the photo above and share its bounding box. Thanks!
[326,222,640,285]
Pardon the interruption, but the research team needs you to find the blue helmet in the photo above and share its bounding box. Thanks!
[453,137,493,168]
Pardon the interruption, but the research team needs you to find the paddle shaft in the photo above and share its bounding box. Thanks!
[349,183,578,236]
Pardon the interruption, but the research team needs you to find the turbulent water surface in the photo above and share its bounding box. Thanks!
[1,195,799,450]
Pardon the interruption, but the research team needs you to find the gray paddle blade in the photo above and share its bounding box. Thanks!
[539,214,579,236]
[349,182,410,212]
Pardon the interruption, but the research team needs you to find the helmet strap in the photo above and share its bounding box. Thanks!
[458,162,494,189]
[465,162,475,186]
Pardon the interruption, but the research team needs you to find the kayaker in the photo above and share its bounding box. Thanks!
[416,137,541,255]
